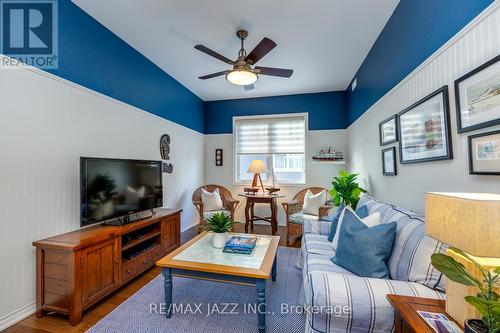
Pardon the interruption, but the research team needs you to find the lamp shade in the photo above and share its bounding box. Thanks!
[425,192,500,257]
[247,159,268,174]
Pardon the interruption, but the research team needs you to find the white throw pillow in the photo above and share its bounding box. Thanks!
[201,188,224,212]
[331,207,381,250]
[301,189,327,216]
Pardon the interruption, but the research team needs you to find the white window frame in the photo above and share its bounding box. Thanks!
[232,113,308,186]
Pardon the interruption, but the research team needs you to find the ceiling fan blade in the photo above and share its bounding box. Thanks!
[194,45,235,65]
[255,66,293,78]
[244,84,255,91]
[245,38,276,65]
[198,71,229,80]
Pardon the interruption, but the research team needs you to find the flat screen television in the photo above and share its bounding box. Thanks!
[80,157,163,227]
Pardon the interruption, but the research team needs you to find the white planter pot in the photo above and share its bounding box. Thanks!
[212,232,228,248]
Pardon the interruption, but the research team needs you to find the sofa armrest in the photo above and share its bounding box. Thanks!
[303,220,331,236]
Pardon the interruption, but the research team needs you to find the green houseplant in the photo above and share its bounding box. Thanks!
[330,170,367,209]
[205,212,235,248]
[431,248,500,333]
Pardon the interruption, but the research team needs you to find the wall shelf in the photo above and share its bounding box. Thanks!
[312,160,346,165]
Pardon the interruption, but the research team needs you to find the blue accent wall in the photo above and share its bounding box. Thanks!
[45,0,204,133]
[204,91,347,134]
[346,0,493,126]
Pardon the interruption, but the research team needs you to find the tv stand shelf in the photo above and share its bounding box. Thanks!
[122,230,161,252]
[33,208,181,326]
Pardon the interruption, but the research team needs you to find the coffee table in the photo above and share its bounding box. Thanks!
[156,231,280,333]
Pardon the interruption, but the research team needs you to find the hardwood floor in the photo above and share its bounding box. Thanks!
[4,222,299,333]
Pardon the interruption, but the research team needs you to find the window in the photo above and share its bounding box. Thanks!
[234,114,306,184]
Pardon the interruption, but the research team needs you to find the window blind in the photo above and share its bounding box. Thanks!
[234,116,306,155]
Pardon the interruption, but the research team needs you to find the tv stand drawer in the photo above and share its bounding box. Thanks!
[121,260,136,284]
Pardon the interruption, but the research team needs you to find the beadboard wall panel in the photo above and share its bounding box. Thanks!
[0,59,204,329]
[347,2,500,213]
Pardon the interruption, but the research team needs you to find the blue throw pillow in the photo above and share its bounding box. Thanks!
[326,204,345,242]
[354,204,368,218]
[331,209,396,278]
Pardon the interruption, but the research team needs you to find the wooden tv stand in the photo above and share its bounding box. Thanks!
[33,208,181,325]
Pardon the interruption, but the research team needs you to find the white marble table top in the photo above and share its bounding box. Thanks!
[173,232,272,269]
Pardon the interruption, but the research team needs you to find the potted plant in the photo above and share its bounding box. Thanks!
[330,170,367,209]
[205,212,235,248]
[431,248,500,333]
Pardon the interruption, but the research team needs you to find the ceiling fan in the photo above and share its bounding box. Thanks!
[195,30,293,90]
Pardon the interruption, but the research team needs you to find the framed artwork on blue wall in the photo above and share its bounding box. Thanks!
[382,147,397,176]
[379,115,398,146]
[455,54,500,133]
[397,86,453,164]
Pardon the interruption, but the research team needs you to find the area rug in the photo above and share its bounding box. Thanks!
[87,247,305,333]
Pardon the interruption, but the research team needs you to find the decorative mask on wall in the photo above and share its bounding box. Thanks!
[160,134,173,173]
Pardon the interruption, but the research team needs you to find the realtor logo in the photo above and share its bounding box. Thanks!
[0,0,58,69]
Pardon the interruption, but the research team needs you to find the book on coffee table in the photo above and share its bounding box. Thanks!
[223,235,257,255]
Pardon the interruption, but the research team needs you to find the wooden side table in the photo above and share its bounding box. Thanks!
[387,294,464,333]
[238,193,284,235]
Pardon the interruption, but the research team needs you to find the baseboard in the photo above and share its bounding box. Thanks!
[0,302,36,331]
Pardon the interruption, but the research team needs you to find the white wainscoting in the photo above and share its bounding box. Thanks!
[0,59,205,329]
[204,129,347,226]
[347,1,500,213]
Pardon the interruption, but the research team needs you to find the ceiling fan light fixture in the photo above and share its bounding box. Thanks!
[226,69,258,86]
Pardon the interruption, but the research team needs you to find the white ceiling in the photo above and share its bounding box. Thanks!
[72,0,399,101]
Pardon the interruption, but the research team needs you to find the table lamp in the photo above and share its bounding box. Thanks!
[425,192,500,325]
[247,159,268,193]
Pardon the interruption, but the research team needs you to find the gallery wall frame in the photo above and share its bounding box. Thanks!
[379,115,398,146]
[382,146,397,176]
[455,54,500,133]
[468,129,500,175]
[397,86,453,164]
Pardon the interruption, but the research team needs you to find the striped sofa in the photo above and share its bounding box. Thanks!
[299,195,448,333]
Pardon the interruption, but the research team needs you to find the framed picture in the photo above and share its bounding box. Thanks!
[455,55,500,133]
[215,148,223,166]
[379,115,398,145]
[468,129,500,175]
[397,86,453,164]
[382,147,397,176]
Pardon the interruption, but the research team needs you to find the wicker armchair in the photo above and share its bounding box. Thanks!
[192,184,239,233]
[282,187,333,244]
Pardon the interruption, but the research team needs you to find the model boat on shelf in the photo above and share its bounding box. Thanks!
[312,147,344,161]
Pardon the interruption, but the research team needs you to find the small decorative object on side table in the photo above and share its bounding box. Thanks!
[265,187,280,195]
[265,170,280,194]
[387,295,464,333]
[244,187,259,195]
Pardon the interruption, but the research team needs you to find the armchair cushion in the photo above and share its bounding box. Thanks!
[289,212,319,225]
[301,189,327,215]
[203,209,230,220]
[201,188,223,211]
